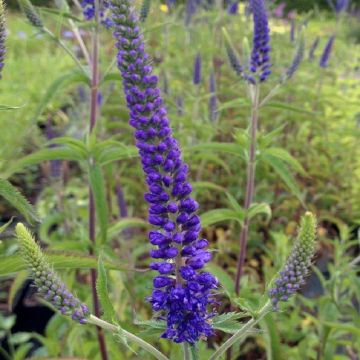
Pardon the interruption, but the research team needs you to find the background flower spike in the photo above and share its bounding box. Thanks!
[268,212,317,310]
[18,0,44,29]
[15,223,90,324]
[0,0,6,79]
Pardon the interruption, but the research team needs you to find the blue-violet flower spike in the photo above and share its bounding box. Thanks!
[16,224,90,324]
[319,35,335,68]
[308,37,319,61]
[250,0,271,82]
[193,53,202,85]
[268,212,317,310]
[110,0,217,344]
[0,0,5,78]
[209,71,218,122]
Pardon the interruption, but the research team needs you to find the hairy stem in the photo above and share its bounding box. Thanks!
[235,85,260,295]
[88,2,108,360]
[209,301,272,360]
[87,315,170,360]
[183,343,191,360]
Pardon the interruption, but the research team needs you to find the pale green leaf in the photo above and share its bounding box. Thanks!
[201,208,243,227]
[0,179,40,223]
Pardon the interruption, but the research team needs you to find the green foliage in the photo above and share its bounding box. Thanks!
[0,178,39,223]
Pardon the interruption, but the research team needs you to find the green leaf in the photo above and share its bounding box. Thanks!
[264,102,316,115]
[33,69,89,121]
[247,202,272,221]
[0,217,14,234]
[186,142,243,158]
[212,312,250,334]
[260,313,282,360]
[262,154,304,204]
[49,137,88,158]
[206,263,235,299]
[38,6,82,21]
[134,319,166,330]
[88,163,108,244]
[107,218,148,240]
[200,208,244,227]
[0,252,130,277]
[0,104,24,111]
[0,179,40,223]
[8,270,28,311]
[5,148,85,177]
[97,146,138,165]
[96,256,117,322]
[262,148,307,175]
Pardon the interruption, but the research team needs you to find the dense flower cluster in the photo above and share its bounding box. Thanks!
[282,35,304,81]
[249,0,271,82]
[228,1,239,15]
[268,212,316,310]
[0,0,5,79]
[209,71,218,122]
[19,0,43,28]
[309,37,319,61]
[110,0,217,344]
[81,0,113,28]
[16,224,89,324]
[319,35,335,68]
[335,0,349,13]
[193,53,202,85]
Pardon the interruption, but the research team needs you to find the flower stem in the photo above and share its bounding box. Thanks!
[209,301,272,360]
[182,343,191,360]
[87,315,170,360]
[235,84,260,295]
[87,2,108,360]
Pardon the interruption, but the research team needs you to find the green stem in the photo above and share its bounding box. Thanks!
[209,301,272,360]
[87,315,170,360]
[183,343,191,360]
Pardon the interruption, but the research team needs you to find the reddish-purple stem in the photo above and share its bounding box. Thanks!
[88,2,108,359]
[235,86,260,295]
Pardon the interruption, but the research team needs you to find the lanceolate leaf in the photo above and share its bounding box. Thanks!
[33,69,89,121]
[262,154,304,203]
[186,142,243,158]
[88,162,108,244]
[201,208,244,227]
[0,252,131,276]
[0,179,40,223]
[96,256,117,322]
[5,148,85,177]
[247,202,272,221]
[263,147,307,175]
[107,218,148,240]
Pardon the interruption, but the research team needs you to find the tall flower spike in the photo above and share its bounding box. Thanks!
[110,0,217,344]
[15,223,90,324]
[308,37,319,61]
[18,0,44,28]
[249,0,271,82]
[0,0,6,79]
[335,0,349,13]
[319,35,335,68]
[281,34,304,82]
[209,71,218,122]
[193,53,202,85]
[268,212,317,310]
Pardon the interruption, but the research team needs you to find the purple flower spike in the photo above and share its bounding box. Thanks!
[16,224,89,325]
[228,1,238,15]
[269,213,317,310]
[110,0,217,344]
[193,53,202,85]
[250,0,271,82]
[209,71,218,122]
[319,35,335,68]
[81,0,113,28]
[0,0,6,79]
[308,37,319,61]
